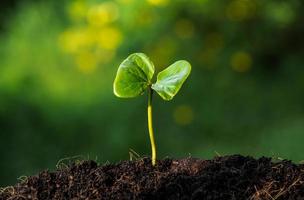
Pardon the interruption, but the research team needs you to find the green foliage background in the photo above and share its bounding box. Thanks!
[1,0,304,185]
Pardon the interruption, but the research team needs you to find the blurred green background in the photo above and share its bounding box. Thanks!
[1,0,304,186]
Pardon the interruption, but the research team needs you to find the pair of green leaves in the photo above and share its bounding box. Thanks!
[113,53,191,101]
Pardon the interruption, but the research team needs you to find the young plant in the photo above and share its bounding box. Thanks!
[113,53,191,165]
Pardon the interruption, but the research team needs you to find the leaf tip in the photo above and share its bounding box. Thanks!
[179,59,192,71]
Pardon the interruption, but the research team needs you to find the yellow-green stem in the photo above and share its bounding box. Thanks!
[148,87,156,166]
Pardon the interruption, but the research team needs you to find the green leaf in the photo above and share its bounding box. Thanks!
[113,53,155,98]
[152,60,191,101]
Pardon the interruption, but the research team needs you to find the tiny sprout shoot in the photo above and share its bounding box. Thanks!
[113,53,191,166]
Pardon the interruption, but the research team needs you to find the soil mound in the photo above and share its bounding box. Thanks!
[1,155,304,200]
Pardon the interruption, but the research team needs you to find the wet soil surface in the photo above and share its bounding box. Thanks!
[1,155,304,200]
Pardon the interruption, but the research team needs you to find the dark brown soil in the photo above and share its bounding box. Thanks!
[1,155,304,200]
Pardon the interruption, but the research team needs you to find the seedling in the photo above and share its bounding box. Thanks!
[113,53,191,165]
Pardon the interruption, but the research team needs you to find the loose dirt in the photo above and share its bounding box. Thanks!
[1,155,304,200]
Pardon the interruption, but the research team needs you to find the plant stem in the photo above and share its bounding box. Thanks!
[148,87,156,166]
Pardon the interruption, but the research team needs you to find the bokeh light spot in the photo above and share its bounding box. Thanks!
[266,2,295,26]
[117,0,134,4]
[231,51,252,73]
[175,19,195,39]
[58,28,94,54]
[173,105,194,126]
[96,27,123,50]
[226,0,256,21]
[87,2,119,27]
[147,0,169,6]
[68,0,88,21]
[137,9,156,26]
